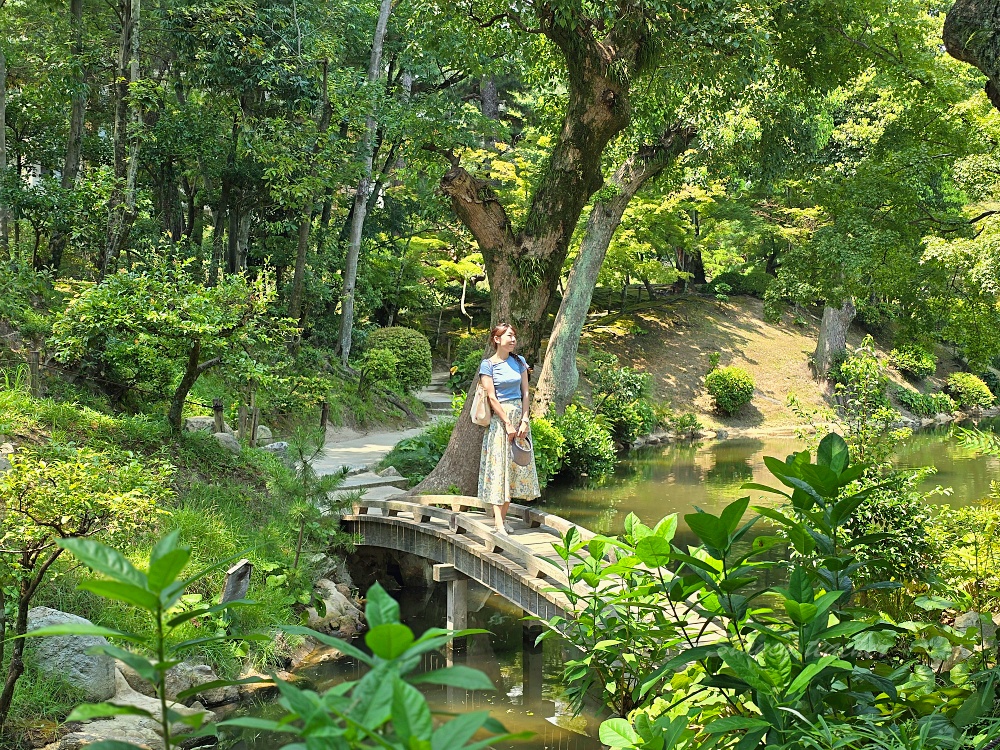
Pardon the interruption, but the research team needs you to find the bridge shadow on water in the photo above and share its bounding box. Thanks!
[219,583,605,750]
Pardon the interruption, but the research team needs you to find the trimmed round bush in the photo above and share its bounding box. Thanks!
[947,372,995,410]
[707,269,773,298]
[705,366,755,415]
[366,326,432,394]
[529,416,565,489]
[554,405,617,479]
[889,345,936,380]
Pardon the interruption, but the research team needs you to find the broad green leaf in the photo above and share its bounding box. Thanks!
[365,581,400,628]
[78,742,148,750]
[21,624,141,643]
[705,716,772,734]
[149,529,181,564]
[599,718,640,747]
[851,628,899,654]
[720,496,750,536]
[408,666,495,691]
[653,514,678,542]
[280,625,373,665]
[685,511,728,551]
[60,538,147,588]
[366,623,414,660]
[147,548,191,594]
[431,710,492,750]
[67,703,154,722]
[817,433,849,473]
[635,536,671,568]
[176,676,272,702]
[719,647,771,693]
[78,580,160,611]
[785,600,818,625]
[392,679,433,743]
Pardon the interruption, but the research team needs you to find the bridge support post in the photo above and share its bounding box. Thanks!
[522,622,545,706]
[432,563,468,631]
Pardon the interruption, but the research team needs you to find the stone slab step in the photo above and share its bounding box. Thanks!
[340,471,409,490]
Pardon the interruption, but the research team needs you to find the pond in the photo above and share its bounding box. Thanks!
[225,420,999,749]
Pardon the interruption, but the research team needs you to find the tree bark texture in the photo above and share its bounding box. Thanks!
[414,17,642,496]
[944,0,1000,111]
[814,298,856,377]
[338,0,392,364]
[48,0,86,273]
[101,0,141,278]
[532,125,697,416]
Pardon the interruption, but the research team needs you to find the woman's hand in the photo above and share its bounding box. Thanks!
[504,422,517,442]
[516,420,529,440]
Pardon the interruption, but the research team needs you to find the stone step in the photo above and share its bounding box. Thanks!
[340,471,409,491]
[419,392,453,405]
[330,484,406,503]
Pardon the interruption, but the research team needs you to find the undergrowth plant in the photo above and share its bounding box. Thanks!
[541,434,1000,750]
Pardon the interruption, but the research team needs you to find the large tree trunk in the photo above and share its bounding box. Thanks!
[0,41,8,255]
[533,126,696,415]
[944,0,1000,111]
[48,0,86,274]
[411,18,636,495]
[338,0,392,364]
[101,0,141,279]
[814,298,856,377]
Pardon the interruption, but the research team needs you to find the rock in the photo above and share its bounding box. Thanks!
[254,424,273,445]
[213,432,241,454]
[0,455,9,473]
[184,416,233,435]
[260,440,289,457]
[110,669,214,734]
[117,659,156,698]
[165,661,239,706]
[714,429,729,440]
[305,578,365,637]
[27,607,116,702]
[42,717,164,750]
[954,611,997,644]
[937,645,974,673]
[290,637,353,670]
[378,465,402,478]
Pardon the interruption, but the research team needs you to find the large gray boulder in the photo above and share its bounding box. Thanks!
[184,416,233,434]
[165,661,238,706]
[305,579,365,637]
[213,432,241,454]
[27,607,116,702]
[254,425,273,445]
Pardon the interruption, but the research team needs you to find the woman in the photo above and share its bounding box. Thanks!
[478,323,540,533]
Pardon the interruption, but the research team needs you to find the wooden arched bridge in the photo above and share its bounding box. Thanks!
[340,495,597,627]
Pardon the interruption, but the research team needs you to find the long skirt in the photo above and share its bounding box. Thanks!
[478,401,540,506]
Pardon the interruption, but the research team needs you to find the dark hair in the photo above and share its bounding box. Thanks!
[487,323,531,381]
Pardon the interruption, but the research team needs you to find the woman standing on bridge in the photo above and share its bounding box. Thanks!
[478,323,540,533]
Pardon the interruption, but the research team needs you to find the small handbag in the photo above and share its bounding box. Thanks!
[511,435,533,466]
[470,361,492,427]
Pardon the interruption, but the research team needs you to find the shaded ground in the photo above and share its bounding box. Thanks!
[578,295,957,432]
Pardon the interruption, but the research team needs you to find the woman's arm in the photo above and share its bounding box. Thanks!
[517,363,530,439]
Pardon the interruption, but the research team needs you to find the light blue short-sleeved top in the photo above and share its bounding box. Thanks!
[480,356,527,403]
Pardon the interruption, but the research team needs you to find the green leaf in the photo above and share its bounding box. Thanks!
[167,599,256,628]
[77,742,148,750]
[79,580,160,611]
[719,647,771,693]
[149,529,181,564]
[635,536,672,568]
[365,623,414,660]
[67,703,154,722]
[392,679,433,743]
[653,514,678,542]
[176,676,272,702]
[21,624,140,643]
[784,600,818,625]
[364,581,400,628]
[720,496,750,536]
[219,717,299,733]
[280,625,373,665]
[408,666,495,691]
[817,433,849,473]
[684,511,728,551]
[147,548,191,594]
[432,711,493,750]
[705,716,772,734]
[851,629,899,654]
[59,538,147,588]
[599,718,640,747]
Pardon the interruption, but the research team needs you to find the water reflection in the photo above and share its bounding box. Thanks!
[221,586,603,750]
[542,423,1000,535]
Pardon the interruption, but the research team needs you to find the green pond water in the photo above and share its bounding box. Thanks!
[224,421,999,750]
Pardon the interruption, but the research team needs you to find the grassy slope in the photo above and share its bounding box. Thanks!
[580,295,961,432]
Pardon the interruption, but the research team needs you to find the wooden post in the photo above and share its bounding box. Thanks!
[212,398,224,434]
[320,401,330,429]
[237,404,247,440]
[249,407,260,448]
[28,351,40,398]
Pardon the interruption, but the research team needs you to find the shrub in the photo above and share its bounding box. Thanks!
[554,405,616,479]
[707,268,773,298]
[669,411,703,438]
[892,384,955,417]
[590,350,656,445]
[599,398,657,446]
[704,366,755,415]
[889,345,936,380]
[366,326,432,394]
[529,416,565,488]
[947,372,995,410]
[356,348,398,398]
[378,416,455,483]
[981,369,1000,399]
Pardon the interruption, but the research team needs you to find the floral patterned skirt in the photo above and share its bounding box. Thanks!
[478,401,540,506]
